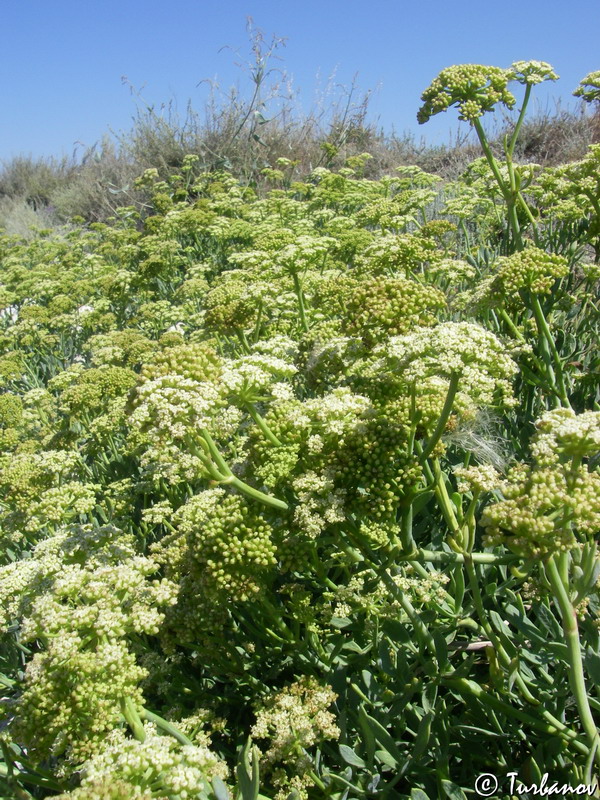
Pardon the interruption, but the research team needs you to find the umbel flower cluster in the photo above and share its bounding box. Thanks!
[417,60,558,124]
[482,409,600,558]
[494,247,569,297]
[417,64,517,123]
[573,70,600,103]
[56,723,228,800]
[0,58,600,798]
[251,678,340,799]
[0,523,178,764]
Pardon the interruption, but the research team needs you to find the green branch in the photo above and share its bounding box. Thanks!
[545,555,600,765]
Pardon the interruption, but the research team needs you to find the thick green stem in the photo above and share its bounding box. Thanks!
[499,307,526,341]
[226,474,288,511]
[498,307,549,377]
[459,219,471,254]
[507,84,532,158]
[388,575,438,657]
[444,677,590,756]
[545,555,600,764]
[530,294,570,407]
[199,429,233,476]
[196,429,288,510]
[517,191,540,244]
[472,118,508,195]
[121,697,146,742]
[464,558,514,672]
[140,708,194,746]
[235,328,252,354]
[472,117,523,251]
[419,372,460,463]
[462,493,479,552]
[255,596,296,639]
[507,202,524,251]
[246,403,282,446]
[399,502,416,555]
[431,456,462,540]
[464,557,546,707]
[505,89,540,248]
[292,271,309,333]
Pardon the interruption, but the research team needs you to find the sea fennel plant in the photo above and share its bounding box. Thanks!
[418,61,559,252]
[1,65,600,799]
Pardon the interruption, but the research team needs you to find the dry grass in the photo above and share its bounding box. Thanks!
[1,29,598,229]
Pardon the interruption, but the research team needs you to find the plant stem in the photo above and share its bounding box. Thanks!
[121,697,146,742]
[225,474,288,511]
[530,294,570,407]
[430,456,462,539]
[507,84,532,158]
[444,677,590,756]
[235,328,252,354]
[196,429,288,510]
[472,117,523,251]
[419,372,460,463]
[292,271,309,332]
[246,403,282,446]
[545,555,600,765]
[141,708,194,746]
[399,502,416,555]
[199,428,233,476]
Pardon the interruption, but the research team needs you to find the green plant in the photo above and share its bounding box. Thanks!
[418,61,559,252]
[0,62,600,799]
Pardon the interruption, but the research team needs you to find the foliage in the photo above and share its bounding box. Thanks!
[0,60,600,800]
[1,40,599,230]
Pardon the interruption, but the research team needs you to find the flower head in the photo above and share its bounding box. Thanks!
[381,322,517,410]
[418,64,515,124]
[574,70,600,103]
[509,60,559,85]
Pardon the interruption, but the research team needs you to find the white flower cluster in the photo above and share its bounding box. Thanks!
[329,566,450,621]
[428,258,477,283]
[252,335,299,361]
[24,480,98,531]
[302,387,371,437]
[0,448,81,492]
[75,723,227,798]
[0,524,178,762]
[130,375,221,439]
[531,408,600,465]
[292,469,346,538]
[381,322,517,409]
[141,500,174,525]
[137,440,207,485]
[0,523,178,640]
[509,60,559,85]
[453,464,503,494]
[13,637,147,764]
[393,568,450,604]
[252,677,340,772]
[277,234,336,271]
[221,354,297,399]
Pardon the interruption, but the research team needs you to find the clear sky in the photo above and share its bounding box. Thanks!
[1,0,598,160]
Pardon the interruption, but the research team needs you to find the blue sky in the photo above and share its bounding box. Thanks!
[1,0,598,160]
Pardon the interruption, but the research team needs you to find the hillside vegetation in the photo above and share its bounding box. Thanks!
[0,62,600,799]
[1,40,599,233]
